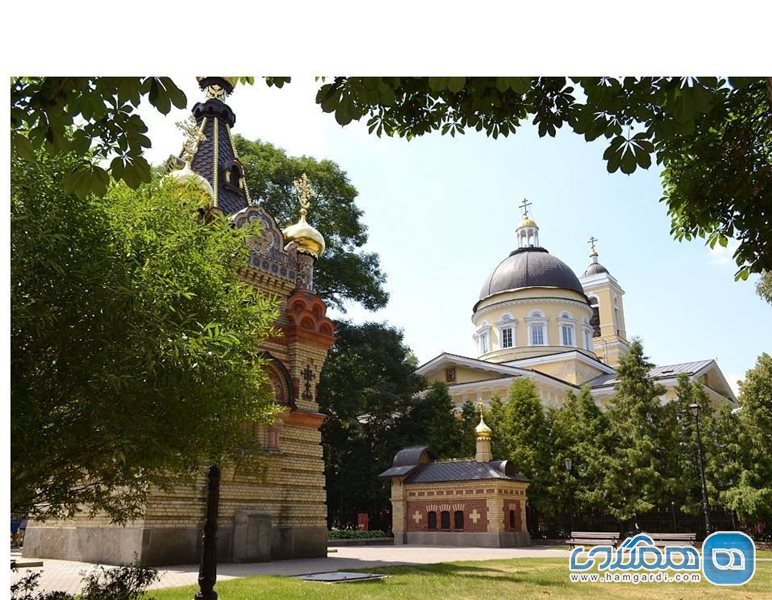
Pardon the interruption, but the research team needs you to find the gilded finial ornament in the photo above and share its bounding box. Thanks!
[295,173,314,216]
[176,116,206,164]
[281,173,325,258]
[196,76,237,101]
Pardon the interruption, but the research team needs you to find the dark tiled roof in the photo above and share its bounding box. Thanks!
[478,247,586,302]
[404,460,528,484]
[589,359,715,388]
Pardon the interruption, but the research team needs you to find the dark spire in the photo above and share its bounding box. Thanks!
[180,77,251,215]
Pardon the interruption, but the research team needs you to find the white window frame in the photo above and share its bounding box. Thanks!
[581,318,593,351]
[526,310,549,346]
[557,311,576,348]
[474,321,491,355]
[497,313,516,350]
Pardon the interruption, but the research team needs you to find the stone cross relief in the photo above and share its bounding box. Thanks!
[412,511,422,524]
[301,364,315,401]
[469,509,481,524]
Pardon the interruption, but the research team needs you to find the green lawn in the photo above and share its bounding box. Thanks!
[151,556,772,600]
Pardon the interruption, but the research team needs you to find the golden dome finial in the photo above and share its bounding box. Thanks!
[282,173,325,258]
[475,402,492,439]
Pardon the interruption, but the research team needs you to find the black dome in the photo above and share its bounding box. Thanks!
[478,247,586,301]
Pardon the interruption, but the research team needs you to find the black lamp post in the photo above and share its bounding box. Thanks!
[195,465,221,600]
[564,457,574,533]
[689,403,711,535]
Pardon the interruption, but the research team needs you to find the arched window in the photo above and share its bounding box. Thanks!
[440,511,451,529]
[588,296,601,337]
[454,510,464,529]
[428,511,437,530]
[497,314,515,349]
[475,321,490,355]
[526,310,548,346]
[557,311,576,347]
[613,297,621,335]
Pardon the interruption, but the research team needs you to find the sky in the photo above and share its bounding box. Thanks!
[138,77,771,396]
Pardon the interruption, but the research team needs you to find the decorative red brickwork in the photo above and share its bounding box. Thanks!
[282,290,335,349]
[406,499,488,533]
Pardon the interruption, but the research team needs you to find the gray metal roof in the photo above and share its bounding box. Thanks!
[403,460,528,484]
[589,359,715,388]
[478,247,586,302]
[583,262,609,276]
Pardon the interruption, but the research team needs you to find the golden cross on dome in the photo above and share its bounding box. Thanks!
[518,197,532,218]
[588,236,598,253]
[176,116,206,163]
[293,173,315,217]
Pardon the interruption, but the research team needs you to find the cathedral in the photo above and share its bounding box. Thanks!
[24,77,335,565]
[416,202,737,411]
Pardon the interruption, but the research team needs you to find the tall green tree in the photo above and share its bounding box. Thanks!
[317,321,425,525]
[11,151,277,522]
[548,387,611,518]
[489,379,552,514]
[459,399,479,458]
[721,353,772,522]
[234,138,388,311]
[661,375,716,516]
[399,382,464,459]
[602,339,668,523]
[757,271,772,305]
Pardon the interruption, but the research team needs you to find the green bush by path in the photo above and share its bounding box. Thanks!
[327,529,389,540]
[151,557,772,600]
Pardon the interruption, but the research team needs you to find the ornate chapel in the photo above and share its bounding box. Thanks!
[24,77,335,565]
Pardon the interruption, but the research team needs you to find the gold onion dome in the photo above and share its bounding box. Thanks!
[166,162,214,197]
[282,174,325,259]
[519,216,537,228]
[475,414,492,439]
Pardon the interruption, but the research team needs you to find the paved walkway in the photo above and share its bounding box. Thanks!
[10,544,570,595]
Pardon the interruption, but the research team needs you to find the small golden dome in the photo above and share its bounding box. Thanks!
[283,215,325,258]
[282,173,325,259]
[519,216,537,228]
[165,162,214,197]
[475,414,492,439]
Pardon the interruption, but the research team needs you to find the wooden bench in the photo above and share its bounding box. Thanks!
[567,531,620,548]
[644,532,697,547]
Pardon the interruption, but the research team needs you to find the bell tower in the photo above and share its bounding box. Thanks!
[579,237,629,367]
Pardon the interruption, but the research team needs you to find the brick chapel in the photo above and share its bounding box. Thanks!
[24,77,335,565]
[380,409,530,547]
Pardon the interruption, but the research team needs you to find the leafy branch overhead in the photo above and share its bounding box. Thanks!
[11,77,187,197]
[12,76,771,278]
[311,76,771,279]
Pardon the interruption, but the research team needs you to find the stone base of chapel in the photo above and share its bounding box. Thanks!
[23,523,328,566]
[399,531,531,547]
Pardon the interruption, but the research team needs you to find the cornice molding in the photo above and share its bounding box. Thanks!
[473,297,592,322]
